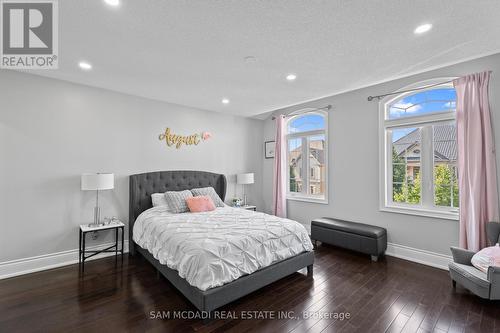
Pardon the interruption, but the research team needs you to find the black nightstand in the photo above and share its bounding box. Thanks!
[79,221,125,272]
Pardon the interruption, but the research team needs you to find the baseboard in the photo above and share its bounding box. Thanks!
[0,240,451,280]
[386,242,452,271]
[0,241,129,280]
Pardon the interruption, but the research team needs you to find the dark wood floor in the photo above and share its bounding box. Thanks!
[1,245,499,333]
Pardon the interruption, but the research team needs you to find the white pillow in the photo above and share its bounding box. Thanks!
[151,193,168,207]
[471,244,500,273]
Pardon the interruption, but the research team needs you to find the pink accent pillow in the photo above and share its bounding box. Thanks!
[471,244,500,273]
[186,196,216,213]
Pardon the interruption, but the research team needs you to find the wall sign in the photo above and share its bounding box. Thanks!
[158,128,212,149]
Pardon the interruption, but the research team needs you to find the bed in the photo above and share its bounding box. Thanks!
[129,170,314,313]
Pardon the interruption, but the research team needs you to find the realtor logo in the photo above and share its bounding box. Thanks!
[1,0,58,69]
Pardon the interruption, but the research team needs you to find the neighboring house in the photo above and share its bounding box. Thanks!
[393,124,457,180]
[289,139,326,194]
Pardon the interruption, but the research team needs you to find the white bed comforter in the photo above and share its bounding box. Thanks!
[133,206,313,291]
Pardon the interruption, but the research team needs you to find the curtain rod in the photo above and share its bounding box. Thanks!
[367,80,454,102]
[271,104,332,120]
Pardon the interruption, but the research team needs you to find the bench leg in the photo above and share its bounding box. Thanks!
[310,237,318,249]
[307,264,314,277]
[371,255,379,262]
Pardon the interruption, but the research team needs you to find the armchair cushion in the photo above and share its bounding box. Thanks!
[449,262,490,288]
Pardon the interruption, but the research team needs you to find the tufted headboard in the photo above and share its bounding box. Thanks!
[128,170,227,254]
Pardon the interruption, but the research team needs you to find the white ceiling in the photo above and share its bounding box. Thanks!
[28,0,500,117]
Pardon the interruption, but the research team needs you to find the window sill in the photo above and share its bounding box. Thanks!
[287,196,329,205]
[380,205,459,221]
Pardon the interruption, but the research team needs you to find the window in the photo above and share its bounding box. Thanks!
[380,79,458,219]
[286,111,328,203]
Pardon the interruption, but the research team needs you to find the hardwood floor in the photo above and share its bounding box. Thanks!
[1,245,499,333]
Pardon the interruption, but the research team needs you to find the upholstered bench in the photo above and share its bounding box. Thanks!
[311,218,387,261]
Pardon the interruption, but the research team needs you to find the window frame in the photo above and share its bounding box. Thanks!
[379,78,459,220]
[286,111,329,204]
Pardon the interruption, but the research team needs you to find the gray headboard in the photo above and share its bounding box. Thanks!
[128,170,227,253]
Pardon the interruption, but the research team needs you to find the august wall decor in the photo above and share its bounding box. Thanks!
[158,128,212,149]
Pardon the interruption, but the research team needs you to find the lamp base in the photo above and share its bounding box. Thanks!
[88,206,103,228]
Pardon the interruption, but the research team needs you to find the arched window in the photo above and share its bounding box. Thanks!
[380,79,458,219]
[286,111,328,202]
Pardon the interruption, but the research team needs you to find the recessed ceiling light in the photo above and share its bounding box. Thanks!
[104,0,120,6]
[78,61,92,70]
[414,23,432,34]
[222,98,230,104]
[244,56,257,63]
[286,74,297,81]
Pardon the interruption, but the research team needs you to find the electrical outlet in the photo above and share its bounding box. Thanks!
[92,231,98,240]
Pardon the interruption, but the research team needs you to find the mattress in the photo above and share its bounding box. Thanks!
[133,206,313,291]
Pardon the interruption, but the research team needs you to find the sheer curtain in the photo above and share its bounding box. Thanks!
[454,71,499,251]
[272,115,287,217]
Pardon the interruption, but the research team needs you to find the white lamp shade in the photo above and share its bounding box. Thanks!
[81,173,114,191]
[237,173,254,185]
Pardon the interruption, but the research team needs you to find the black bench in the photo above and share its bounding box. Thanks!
[311,218,387,261]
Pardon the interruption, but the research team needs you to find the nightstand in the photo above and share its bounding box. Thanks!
[79,221,125,272]
[237,205,257,211]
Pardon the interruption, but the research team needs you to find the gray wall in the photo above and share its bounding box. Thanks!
[2,53,499,265]
[0,70,263,262]
[262,53,500,256]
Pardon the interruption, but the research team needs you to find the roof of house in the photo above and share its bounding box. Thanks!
[393,125,456,161]
[290,139,325,165]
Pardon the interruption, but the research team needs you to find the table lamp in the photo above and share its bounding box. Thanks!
[81,173,114,227]
[237,173,254,206]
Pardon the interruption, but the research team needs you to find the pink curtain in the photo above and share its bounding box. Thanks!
[455,71,499,251]
[272,115,287,217]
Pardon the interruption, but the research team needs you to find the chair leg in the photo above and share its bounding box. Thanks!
[452,280,456,289]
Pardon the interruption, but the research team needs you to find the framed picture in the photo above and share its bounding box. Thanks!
[265,141,275,159]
